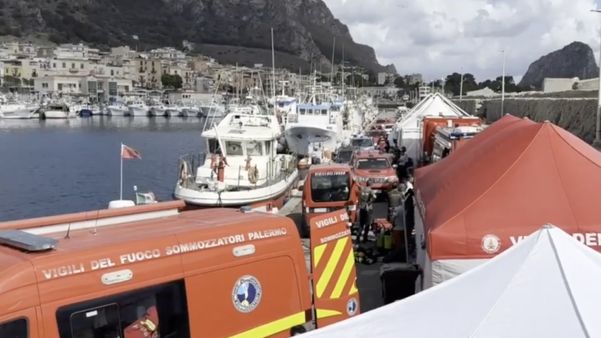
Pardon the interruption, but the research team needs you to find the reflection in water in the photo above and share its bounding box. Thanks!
[0,116,208,132]
[0,116,209,221]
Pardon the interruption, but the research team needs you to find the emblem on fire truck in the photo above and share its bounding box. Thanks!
[232,275,262,313]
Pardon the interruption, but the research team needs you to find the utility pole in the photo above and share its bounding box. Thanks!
[591,9,601,148]
[441,77,445,94]
[501,49,506,117]
[459,72,464,101]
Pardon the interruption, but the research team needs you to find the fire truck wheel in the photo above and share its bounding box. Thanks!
[290,325,307,336]
[298,218,310,239]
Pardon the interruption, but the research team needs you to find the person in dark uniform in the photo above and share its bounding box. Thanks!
[397,146,408,179]
[401,178,415,256]
[358,182,377,243]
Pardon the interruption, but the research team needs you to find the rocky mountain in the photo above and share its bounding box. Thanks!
[0,0,393,74]
[519,41,599,90]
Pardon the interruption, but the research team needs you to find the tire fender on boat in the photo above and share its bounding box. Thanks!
[179,160,190,185]
[248,165,259,184]
[210,154,218,173]
[245,156,252,171]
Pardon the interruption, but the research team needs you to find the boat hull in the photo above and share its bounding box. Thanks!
[0,107,38,119]
[174,169,299,207]
[107,107,128,116]
[129,107,149,117]
[284,125,338,156]
[43,111,73,119]
[162,109,179,117]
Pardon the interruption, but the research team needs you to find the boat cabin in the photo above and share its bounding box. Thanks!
[288,103,336,126]
[46,104,69,112]
[208,138,275,159]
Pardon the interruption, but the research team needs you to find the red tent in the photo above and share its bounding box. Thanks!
[415,115,601,261]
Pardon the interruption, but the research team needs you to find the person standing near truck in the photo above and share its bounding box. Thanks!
[401,178,415,256]
[358,182,377,243]
[397,146,408,179]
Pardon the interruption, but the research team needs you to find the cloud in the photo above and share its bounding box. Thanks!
[324,0,601,82]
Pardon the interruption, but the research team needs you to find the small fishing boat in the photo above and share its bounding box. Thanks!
[175,111,298,207]
[40,103,75,119]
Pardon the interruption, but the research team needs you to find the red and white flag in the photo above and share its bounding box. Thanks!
[121,144,142,160]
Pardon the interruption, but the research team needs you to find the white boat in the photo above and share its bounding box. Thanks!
[180,106,201,118]
[41,103,75,119]
[274,95,297,118]
[284,93,342,157]
[106,103,129,116]
[200,103,226,118]
[162,105,182,117]
[76,104,101,117]
[174,111,298,207]
[128,102,149,117]
[149,105,166,117]
[0,103,39,119]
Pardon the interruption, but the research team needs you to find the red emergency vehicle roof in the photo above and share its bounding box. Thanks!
[415,114,601,259]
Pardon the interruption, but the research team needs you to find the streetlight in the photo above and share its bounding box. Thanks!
[590,9,601,148]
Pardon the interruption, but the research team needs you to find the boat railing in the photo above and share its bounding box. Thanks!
[286,113,298,124]
[178,153,297,191]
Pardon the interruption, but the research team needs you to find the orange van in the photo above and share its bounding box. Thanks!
[302,164,357,230]
[421,116,483,163]
[0,201,359,338]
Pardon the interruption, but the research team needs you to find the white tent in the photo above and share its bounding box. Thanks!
[302,225,601,338]
[390,92,470,161]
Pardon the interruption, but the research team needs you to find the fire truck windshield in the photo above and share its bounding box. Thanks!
[351,138,374,148]
[356,158,390,170]
[310,173,350,202]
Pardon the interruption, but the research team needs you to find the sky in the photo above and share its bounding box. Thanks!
[324,0,601,83]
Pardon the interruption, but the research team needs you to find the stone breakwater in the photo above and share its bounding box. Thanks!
[454,98,597,144]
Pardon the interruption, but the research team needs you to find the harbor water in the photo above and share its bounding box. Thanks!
[0,117,206,221]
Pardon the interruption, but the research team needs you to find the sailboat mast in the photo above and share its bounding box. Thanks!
[312,70,317,105]
[342,43,345,96]
[330,36,336,84]
[271,27,277,118]
[235,62,239,100]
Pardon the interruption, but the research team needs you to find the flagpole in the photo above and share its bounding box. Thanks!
[120,143,123,200]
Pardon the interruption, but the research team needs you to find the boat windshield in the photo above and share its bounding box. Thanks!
[246,141,263,156]
[208,139,221,154]
[310,172,350,202]
[49,105,67,111]
[225,141,243,156]
[356,158,390,170]
[351,138,374,148]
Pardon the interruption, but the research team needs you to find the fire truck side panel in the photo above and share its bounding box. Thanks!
[33,235,184,305]
[185,255,307,337]
[179,216,311,337]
